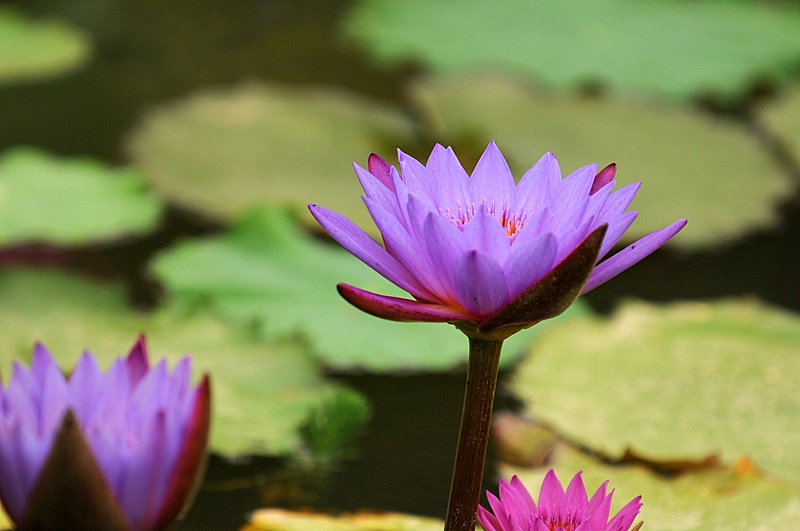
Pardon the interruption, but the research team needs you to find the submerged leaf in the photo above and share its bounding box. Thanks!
[244,508,443,531]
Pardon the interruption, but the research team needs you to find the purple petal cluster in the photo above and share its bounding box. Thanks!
[0,336,210,531]
[479,471,643,531]
[310,142,685,336]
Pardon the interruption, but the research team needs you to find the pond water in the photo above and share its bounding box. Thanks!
[2,1,800,529]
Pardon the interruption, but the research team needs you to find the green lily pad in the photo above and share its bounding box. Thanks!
[151,207,587,372]
[126,81,414,226]
[410,75,792,248]
[511,299,800,481]
[345,0,800,103]
[757,84,800,166]
[0,148,162,246]
[0,268,340,456]
[500,445,800,531]
[0,7,91,85]
[244,508,443,531]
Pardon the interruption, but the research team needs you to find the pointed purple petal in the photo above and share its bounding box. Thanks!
[515,152,561,213]
[462,208,511,263]
[607,495,643,530]
[583,219,687,293]
[452,250,509,317]
[367,153,394,191]
[337,284,471,322]
[504,232,558,298]
[126,335,149,387]
[469,141,515,201]
[308,204,430,299]
[591,163,616,195]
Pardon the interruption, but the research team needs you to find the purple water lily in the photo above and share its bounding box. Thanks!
[310,142,685,338]
[0,336,210,531]
[479,471,643,531]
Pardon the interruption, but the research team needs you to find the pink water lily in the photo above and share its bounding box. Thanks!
[479,471,643,531]
[309,142,685,338]
[0,336,210,531]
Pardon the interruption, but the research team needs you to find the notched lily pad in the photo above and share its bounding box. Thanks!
[0,268,340,456]
[511,299,800,481]
[411,75,792,248]
[151,207,585,372]
[243,508,443,531]
[126,81,414,226]
[0,148,162,246]
[500,445,800,531]
[346,0,800,103]
[0,7,91,84]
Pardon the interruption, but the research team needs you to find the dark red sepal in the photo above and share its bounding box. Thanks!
[19,410,129,531]
[151,375,211,531]
[475,224,607,337]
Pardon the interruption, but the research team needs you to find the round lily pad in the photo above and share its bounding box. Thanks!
[757,84,800,167]
[0,148,162,246]
[0,7,91,85]
[0,268,341,456]
[244,508,443,531]
[345,0,800,103]
[511,299,800,481]
[151,207,587,372]
[126,81,414,226]
[500,445,800,531]
[411,75,792,248]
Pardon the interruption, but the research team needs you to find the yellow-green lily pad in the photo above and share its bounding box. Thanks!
[411,75,792,248]
[0,268,340,456]
[511,299,800,481]
[0,7,91,85]
[126,81,414,226]
[345,0,800,104]
[151,207,587,372]
[500,445,800,531]
[243,508,443,531]
[0,148,162,246]
[757,84,800,167]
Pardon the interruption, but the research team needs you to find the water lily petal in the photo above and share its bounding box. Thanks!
[337,283,470,322]
[453,250,509,317]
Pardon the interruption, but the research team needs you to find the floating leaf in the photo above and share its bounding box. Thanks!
[410,75,792,248]
[0,268,341,456]
[500,445,800,531]
[511,299,800,481]
[243,508,443,531]
[757,84,800,167]
[346,0,800,103]
[0,148,162,246]
[126,82,414,226]
[0,7,91,85]
[151,207,585,372]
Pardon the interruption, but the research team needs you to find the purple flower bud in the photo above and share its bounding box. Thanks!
[0,336,211,531]
[309,142,686,339]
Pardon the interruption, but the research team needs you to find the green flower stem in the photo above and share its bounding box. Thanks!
[444,337,504,531]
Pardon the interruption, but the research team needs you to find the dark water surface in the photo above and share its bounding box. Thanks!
[3,1,800,529]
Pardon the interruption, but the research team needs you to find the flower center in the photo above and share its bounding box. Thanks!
[439,199,528,239]
[537,509,581,531]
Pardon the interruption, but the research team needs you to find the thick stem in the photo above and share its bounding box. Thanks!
[444,337,504,531]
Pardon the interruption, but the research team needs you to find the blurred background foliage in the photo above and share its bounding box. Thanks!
[0,0,799,529]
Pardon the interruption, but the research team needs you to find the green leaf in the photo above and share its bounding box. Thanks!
[410,75,792,248]
[757,84,800,166]
[0,268,341,456]
[244,508,443,531]
[345,0,800,103]
[500,446,800,531]
[151,207,587,372]
[126,81,414,227]
[0,7,91,85]
[511,299,800,481]
[0,148,162,246]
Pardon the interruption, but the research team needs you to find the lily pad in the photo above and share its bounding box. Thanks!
[0,7,91,85]
[345,0,800,103]
[243,508,443,531]
[756,84,800,167]
[151,207,587,372]
[500,446,800,531]
[511,299,800,481]
[126,81,414,226]
[0,148,162,246]
[411,75,792,248]
[0,268,340,456]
